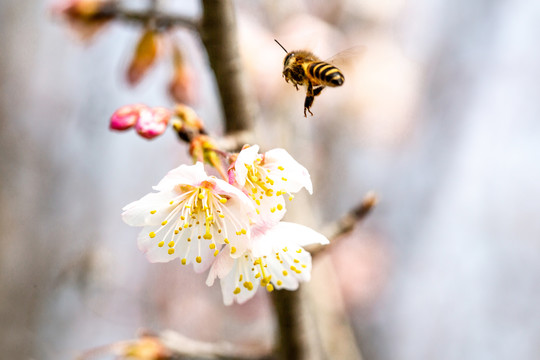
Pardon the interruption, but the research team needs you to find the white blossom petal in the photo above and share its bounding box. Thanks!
[123,162,254,271]
[153,162,207,191]
[264,148,313,194]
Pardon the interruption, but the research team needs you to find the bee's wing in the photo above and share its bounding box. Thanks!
[325,46,366,68]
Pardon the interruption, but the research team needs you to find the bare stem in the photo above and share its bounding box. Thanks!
[200,0,254,136]
[88,3,199,31]
[309,191,378,257]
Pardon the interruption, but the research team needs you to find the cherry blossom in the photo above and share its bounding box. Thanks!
[229,145,312,225]
[207,222,329,305]
[122,162,255,272]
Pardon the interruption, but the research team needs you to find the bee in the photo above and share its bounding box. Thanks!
[275,39,345,117]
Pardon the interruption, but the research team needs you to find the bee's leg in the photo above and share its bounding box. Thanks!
[304,96,315,117]
[313,86,324,97]
[304,82,316,117]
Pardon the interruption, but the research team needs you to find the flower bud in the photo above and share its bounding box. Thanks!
[127,29,161,86]
[54,0,115,41]
[168,46,198,104]
[109,104,148,131]
[122,336,171,360]
[135,107,171,139]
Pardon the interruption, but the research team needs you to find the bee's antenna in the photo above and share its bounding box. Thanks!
[274,39,288,53]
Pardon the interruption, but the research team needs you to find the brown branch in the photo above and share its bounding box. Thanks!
[160,330,274,360]
[78,331,274,360]
[115,10,199,31]
[86,3,199,31]
[270,288,324,360]
[200,0,255,137]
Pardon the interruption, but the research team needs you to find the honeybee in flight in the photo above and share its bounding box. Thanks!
[275,39,345,117]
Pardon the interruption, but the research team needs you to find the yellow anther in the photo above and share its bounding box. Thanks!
[266,284,274,292]
[209,243,216,249]
[185,204,191,208]
[244,281,254,290]
[296,249,302,253]
[256,209,260,214]
[203,232,212,240]
[294,259,300,263]
[181,258,187,265]
[219,214,225,218]
[277,280,283,286]
[150,210,157,214]
[206,215,213,222]
[198,193,204,199]
[255,273,261,279]
[239,274,243,281]
[196,256,202,263]
[230,247,237,254]
[183,223,189,228]
[187,238,191,242]
[168,241,175,248]
[302,264,306,268]
[213,250,219,256]
[174,230,179,235]
[252,187,258,194]
[283,247,288,252]
[282,177,288,181]
[168,248,175,255]
[276,191,282,196]
[289,196,294,201]
[233,287,241,295]
[271,208,276,213]
[290,265,297,271]
[158,241,164,247]
[181,216,185,220]
[265,189,274,196]
[282,270,288,276]
[220,198,227,203]
[169,200,174,205]
[278,166,284,170]
[277,204,283,211]
[255,199,261,205]
[224,238,230,244]
[149,232,156,238]
[241,229,247,235]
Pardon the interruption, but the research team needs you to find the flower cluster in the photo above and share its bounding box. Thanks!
[122,145,328,305]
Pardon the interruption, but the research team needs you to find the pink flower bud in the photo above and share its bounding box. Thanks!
[135,107,171,139]
[53,0,115,41]
[109,104,149,131]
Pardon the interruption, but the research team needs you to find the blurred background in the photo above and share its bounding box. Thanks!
[1,0,540,359]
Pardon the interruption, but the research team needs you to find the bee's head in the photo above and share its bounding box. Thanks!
[284,52,295,67]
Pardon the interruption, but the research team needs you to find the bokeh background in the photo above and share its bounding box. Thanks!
[1,0,540,359]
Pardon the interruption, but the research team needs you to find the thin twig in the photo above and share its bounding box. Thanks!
[308,191,378,257]
[115,10,199,31]
[160,330,274,360]
[88,4,199,31]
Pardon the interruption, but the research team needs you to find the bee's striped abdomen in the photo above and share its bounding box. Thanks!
[307,61,344,87]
